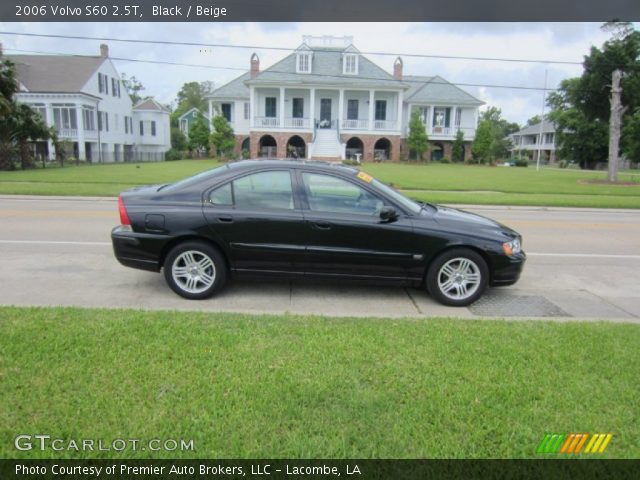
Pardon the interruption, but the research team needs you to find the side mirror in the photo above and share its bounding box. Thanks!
[379,206,398,223]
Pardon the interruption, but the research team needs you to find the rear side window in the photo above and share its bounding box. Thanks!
[209,183,232,205]
[208,170,294,210]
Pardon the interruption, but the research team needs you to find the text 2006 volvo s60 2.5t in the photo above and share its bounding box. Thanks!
[111,160,525,306]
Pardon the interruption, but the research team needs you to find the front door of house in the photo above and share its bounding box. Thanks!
[320,98,332,126]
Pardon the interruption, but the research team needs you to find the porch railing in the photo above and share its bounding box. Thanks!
[57,128,78,138]
[284,117,310,129]
[374,120,397,130]
[254,116,280,128]
[430,126,451,135]
[342,119,369,130]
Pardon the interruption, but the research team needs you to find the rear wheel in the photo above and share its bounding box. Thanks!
[426,248,489,307]
[163,241,226,299]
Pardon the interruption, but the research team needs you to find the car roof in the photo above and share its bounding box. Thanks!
[226,159,359,175]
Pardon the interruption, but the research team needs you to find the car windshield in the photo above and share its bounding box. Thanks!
[159,165,229,192]
[369,177,422,215]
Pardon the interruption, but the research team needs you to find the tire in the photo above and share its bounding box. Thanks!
[426,248,489,307]
[163,241,227,300]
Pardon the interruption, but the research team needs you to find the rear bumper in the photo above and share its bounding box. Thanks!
[111,226,166,272]
[490,251,526,287]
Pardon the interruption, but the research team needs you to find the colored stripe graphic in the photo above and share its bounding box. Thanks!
[538,433,613,454]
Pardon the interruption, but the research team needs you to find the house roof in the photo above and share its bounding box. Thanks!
[245,45,408,89]
[209,72,250,99]
[512,120,557,136]
[404,75,484,106]
[133,97,170,112]
[5,54,105,93]
[177,107,209,120]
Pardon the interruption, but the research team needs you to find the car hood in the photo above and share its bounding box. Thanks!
[423,205,519,240]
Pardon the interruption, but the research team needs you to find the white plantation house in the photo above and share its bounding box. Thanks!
[208,36,483,161]
[3,43,171,162]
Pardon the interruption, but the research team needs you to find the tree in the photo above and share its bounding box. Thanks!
[406,109,429,161]
[548,24,640,169]
[121,73,145,104]
[472,120,495,164]
[188,113,210,155]
[13,103,50,169]
[0,58,52,170]
[174,81,214,115]
[525,115,542,127]
[171,127,188,151]
[479,106,519,160]
[210,115,236,159]
[622,108,640,165]
[451,130,465,162]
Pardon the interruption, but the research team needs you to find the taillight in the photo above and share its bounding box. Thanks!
[118,195,131,226]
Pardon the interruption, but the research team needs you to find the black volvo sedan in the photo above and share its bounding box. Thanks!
[111,160,525,306]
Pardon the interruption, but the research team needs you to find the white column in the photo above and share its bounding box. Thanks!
[368,90,375,131]
[338,88,344,129]
[396,90,403,132]
[45,104,55,160]
[279,87,285,128]
[249,86,255,128]
[309,88,315,128]
[208,99,213,128]
[76,104,86,160]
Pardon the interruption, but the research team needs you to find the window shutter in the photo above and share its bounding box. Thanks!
[140,121,144,136]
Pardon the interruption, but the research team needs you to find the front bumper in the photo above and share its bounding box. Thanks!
[490,251,526,286]
[111,226,166,272]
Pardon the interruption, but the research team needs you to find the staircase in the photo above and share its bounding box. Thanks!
[311,128,342,159]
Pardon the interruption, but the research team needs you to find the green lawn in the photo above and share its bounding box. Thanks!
[0,160,639,208]
[1,306,638,459]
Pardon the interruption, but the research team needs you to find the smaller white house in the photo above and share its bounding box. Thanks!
[5,43,171,162]
[133,98,171,160]
[508,120,559,164]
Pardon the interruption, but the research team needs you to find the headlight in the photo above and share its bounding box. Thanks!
[502,237,522,256]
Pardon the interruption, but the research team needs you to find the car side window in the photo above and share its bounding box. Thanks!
[209,170,294,210]
[301,173,384,215]
[209,183,233,205]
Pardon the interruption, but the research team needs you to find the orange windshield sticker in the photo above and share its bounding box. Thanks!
[357,171,373,183]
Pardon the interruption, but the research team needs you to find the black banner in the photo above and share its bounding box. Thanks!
[1,0,639,22]
[1,459,640,480]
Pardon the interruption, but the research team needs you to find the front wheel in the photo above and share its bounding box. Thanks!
[426,248,489,307]
[163,241,227,299]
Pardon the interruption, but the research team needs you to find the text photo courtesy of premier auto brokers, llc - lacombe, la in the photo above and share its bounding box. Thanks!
[0,1,639,479]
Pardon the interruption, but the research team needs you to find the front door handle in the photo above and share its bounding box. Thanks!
[311,221,331,230]
[218,216,233,223]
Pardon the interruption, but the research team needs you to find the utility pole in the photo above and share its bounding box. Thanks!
[608,69,626,183]
[536,68,548,171]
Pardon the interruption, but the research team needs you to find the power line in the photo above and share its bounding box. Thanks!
[0,30,587,66]
[3,47,563,93]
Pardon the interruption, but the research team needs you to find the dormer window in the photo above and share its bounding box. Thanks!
[343,54,358,75]
[297,53,312,73]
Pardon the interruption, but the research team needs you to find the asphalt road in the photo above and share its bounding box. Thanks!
[1,195,639,321]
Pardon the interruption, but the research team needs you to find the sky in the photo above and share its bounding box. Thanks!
[0,22,628,125]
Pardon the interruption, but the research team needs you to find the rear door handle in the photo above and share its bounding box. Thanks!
[218,216,234,223]
[311,221,331,230]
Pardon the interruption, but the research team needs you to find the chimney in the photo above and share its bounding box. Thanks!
[250,53,259,78]
[100,43,109,58]
[393,57,403,80]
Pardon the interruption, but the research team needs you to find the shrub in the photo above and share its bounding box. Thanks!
[514,157,529,167]
[558,159,568,169]
[164,148,183,161]
[440,157,451,164]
